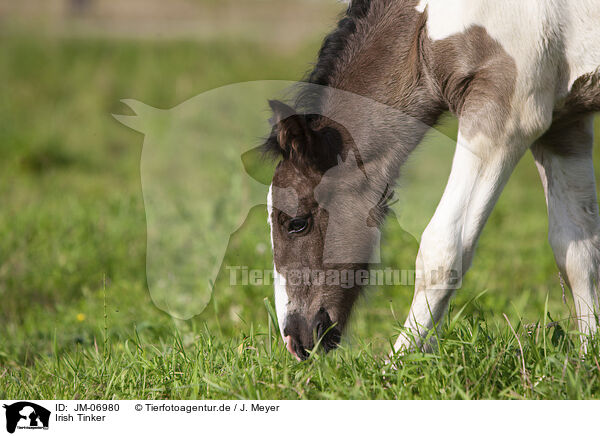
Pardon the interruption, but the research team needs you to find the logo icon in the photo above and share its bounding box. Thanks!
[3,402,50,434]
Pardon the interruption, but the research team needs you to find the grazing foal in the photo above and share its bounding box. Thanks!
[265,0,600,360]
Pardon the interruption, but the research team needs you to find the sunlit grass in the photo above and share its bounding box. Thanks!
[1,33,600,399]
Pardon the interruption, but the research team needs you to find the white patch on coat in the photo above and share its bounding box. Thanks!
[423,0,590,143]
[415,0,428,13]
[273,268,289,339]
[423,0,600,113]
[267,184,289,339]
[562,0,600,89]
[267,184,274,249]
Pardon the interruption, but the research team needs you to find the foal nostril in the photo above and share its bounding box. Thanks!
[293,339,310,361]
[314,308,329,338]
[284,333,311,361]
[283,310,341,360]
[312,308,341,353]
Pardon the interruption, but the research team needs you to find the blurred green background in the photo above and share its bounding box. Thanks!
[1,0,599,398]
[0,0,342,344]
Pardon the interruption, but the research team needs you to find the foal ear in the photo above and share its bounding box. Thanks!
[268,100,296,124]
[265,100,343,170]
[268,100,315,158]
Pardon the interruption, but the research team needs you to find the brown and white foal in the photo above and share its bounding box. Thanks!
[265,0,600,360]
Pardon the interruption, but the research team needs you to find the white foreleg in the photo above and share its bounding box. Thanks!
[394,131,528,353]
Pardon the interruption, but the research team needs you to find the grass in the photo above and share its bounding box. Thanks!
[3,301,600,399]
[1,21,600,399]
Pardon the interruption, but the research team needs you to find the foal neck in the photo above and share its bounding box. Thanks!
[308,1,443,170]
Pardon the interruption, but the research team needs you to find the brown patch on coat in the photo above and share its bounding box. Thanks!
[425,25,518,140]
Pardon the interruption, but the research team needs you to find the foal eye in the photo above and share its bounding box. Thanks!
[288,217,309,234]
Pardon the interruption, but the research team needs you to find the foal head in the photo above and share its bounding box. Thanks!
[265,100,390,360]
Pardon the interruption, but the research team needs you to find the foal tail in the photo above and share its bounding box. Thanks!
[559,68,600,118]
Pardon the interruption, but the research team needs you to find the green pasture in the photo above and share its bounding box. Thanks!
[1,11,600,399]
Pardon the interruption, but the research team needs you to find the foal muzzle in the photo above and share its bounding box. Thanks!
[282,308,341,361]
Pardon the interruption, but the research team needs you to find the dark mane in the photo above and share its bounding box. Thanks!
[263,1,375,161]
[295,0,374,113]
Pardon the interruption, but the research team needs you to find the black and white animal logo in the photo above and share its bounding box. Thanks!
[3,402,50,434]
